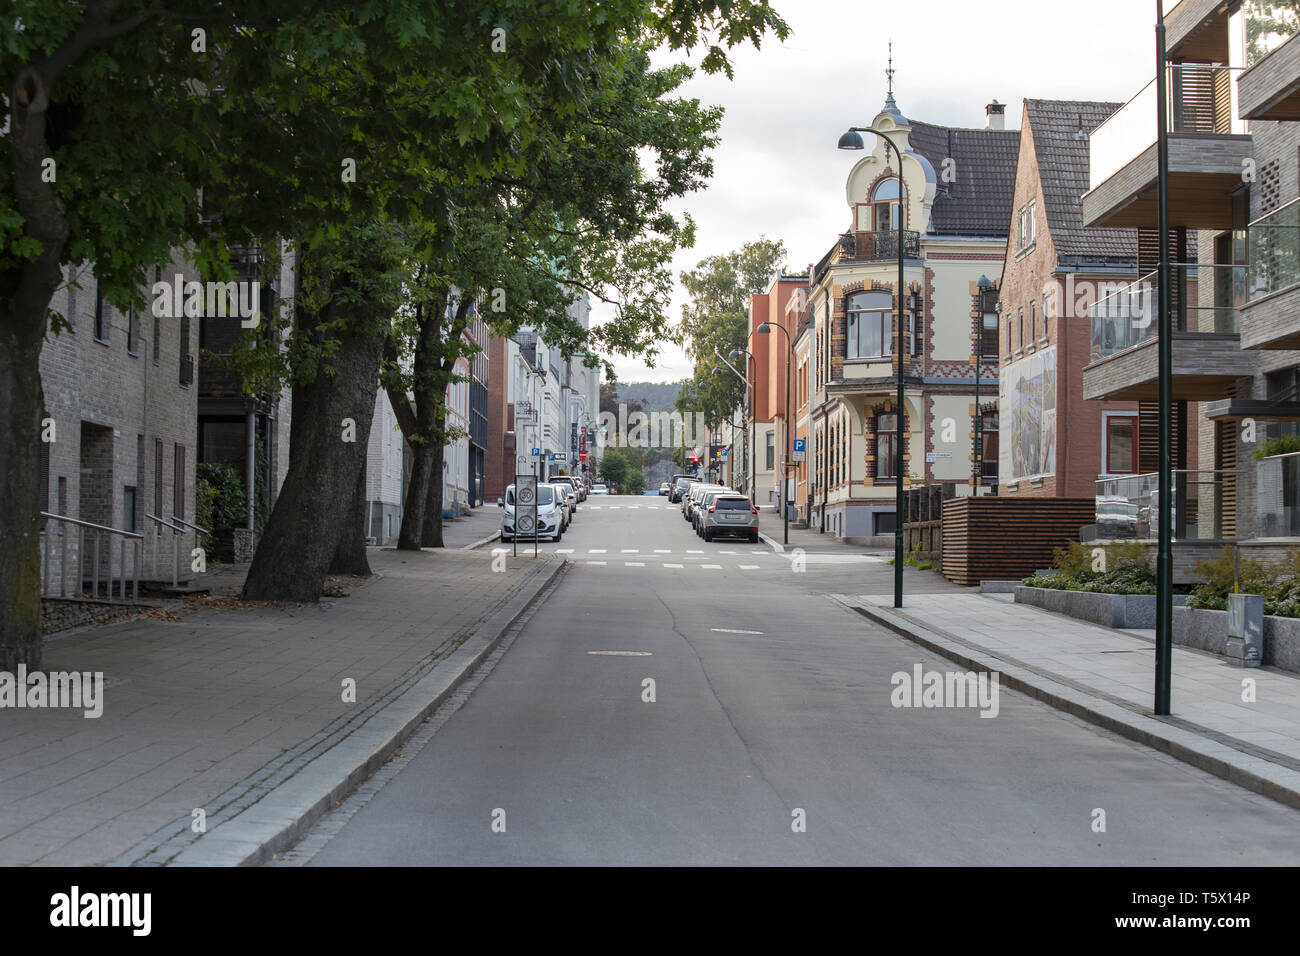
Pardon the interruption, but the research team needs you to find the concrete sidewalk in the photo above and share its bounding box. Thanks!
[838,591,1300,809]
[759,516,889,555]
[0,547,562,866]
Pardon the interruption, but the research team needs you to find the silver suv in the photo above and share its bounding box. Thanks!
[684,483,725,522]
[699,494,759,543]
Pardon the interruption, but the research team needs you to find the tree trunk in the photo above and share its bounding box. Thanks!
[396,438,433,551]
[329,452,371,576]
[421,437,446,547]
[242,294,385,602]
[1,67,73,669]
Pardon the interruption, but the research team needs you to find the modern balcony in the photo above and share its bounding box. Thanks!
[1082,64,1250,230]
[1096,469,1243,541]
[1239,199,1300,349]
[1082,263,1255,401]
[1238,28,1300,120]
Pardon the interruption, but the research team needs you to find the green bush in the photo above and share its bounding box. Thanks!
[196,462,249,530]
[1022,540,1155,594]
[1187,545,1300,617]
[1251,433,1300,460]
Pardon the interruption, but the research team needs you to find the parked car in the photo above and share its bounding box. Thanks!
[554,479,578,514]
[549,482,575,529]
[668,474,698,503]
[557,475,586,502]
[694,488,738,535]
[659,482,670,496]
[699,494,759,543]
[498,482,563,542]
[684,483,726,523]
[590,483,609,495]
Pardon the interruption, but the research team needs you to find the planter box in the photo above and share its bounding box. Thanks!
[1174,606,1300,674]
[1015,586,1187,628]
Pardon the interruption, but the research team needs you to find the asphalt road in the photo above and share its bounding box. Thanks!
[295,495,1300,865]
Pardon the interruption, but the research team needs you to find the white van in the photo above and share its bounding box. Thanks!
[498,483,563,542]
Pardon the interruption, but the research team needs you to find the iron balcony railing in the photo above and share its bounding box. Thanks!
[838,229,921,262]
[1089,262,1244,361]
[1248,197,1300,301]
[1089,64,1245,191]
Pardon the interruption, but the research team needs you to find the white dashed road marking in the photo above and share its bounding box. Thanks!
[589,549,607,554]
[701,564,722,570]
[739,565,760,570]
[586,560,607,566]
[624,561,645,567]
[664,563,684,569]
[712,628,763,635]
[588,650,652,656]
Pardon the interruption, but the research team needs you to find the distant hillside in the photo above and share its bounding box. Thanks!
[616,380,684,411]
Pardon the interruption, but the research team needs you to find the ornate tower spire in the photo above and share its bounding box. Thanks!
[884,40,897,110]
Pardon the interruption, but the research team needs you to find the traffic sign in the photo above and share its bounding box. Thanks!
[792,438,806,462]
[552,452,567,462]
[530,447,540,458]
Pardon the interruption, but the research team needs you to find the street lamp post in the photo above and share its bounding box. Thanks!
[1154,0,1173,716]
[838,124,908,608]
[756,320,793,545]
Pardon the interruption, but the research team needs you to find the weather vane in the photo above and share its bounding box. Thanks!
[886,40,894,96]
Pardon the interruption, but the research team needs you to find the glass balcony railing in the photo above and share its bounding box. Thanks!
[1096,469,1246,541]
[1089,64,1245,192]
[1248,198,1300,300]
[1089,262,1244,361]
[1254,450,1300,538]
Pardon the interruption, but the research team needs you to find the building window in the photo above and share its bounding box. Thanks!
[909,308,922,358]
[1042,292,1051,340]
[871,178,902,231]
[1029,301,1036,343]
[66,275,77,332]
[846,290,893,359]
[1006,313,1013,355]
[94,280,109,343]
[876,411,898,480]
[124,486,137,534]
[765,431,774,471]
[155,438,164,516]
[173,443,185,520]
[979,411,999,480]
[179,314,193,386]
[127,304,139,355]
[152,267,162,364]
[1104,414,1138,475]
[981,310,999,359]
[1016,200,1036,252]
[1017,307,1024,351]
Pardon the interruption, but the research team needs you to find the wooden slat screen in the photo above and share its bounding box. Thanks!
[941,497,1097,586]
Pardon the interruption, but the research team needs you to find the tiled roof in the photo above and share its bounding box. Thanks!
[1023,99,1137,263]
[907,120,1021,237]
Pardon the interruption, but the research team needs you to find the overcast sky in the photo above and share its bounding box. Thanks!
[595,0,1164,384]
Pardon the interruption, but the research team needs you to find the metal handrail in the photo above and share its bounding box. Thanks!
[40,512,143,539]
[170,515,211,537]
[146,513,187,534]
[39,511,142,601]
[145,513,193,586]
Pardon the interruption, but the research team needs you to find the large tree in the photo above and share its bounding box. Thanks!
[1,1,789,664]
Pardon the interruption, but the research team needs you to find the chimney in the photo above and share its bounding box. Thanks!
[985,99,1005,131]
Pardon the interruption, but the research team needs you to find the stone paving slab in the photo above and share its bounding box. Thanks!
[0,547,561,866]
[839,591,1300,809]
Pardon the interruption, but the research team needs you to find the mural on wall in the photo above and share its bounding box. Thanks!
[999,346,1056,484]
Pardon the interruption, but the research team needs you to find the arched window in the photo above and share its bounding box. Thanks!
[846,290,893,359]
[871,178,902,231]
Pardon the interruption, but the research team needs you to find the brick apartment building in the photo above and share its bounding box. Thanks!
[994,99,1184,500]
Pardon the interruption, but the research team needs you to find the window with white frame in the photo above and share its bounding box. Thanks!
[846,290,893,359]
[1016,200,1036,252]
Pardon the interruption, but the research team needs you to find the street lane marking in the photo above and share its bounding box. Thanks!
[587,650,653,656]
[719,550,737,554]
[751,550,767,555]
[739,565,760,570]
[621,549,639,553]
[654,549,671,553]
[589,549,607,553]
[687,549,703,554]
[586,560,607,566]
[701,564,722,569]
[556,548,575,553]
[624,561,645,567]
[712,627,763,634]
[663,563,684,569]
